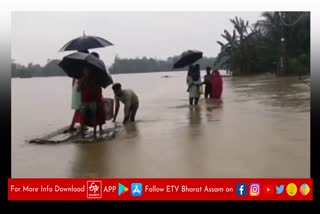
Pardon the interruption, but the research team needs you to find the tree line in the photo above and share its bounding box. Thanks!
[11,56,216,78]
[11,59,65,78]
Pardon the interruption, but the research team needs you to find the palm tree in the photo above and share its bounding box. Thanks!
[215,11,310,76]
[215,29,241,74]
[216,17,257,75]
[230,17,249,74]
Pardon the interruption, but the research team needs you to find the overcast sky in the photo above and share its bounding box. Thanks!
[12,12,264,66]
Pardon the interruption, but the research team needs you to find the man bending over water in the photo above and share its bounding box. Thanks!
[112,83,139,124]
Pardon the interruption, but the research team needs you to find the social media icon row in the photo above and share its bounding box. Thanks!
[236,183,260,196]
[285,183,310,196]
[236,183,310,196]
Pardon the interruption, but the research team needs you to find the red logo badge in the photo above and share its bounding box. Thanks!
[87,180,102,199]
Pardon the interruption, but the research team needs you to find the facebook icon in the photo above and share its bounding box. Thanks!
[236,183,247,196]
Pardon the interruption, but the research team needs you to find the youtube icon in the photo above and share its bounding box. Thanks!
[262,185,275,194]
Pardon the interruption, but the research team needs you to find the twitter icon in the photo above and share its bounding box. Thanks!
[276,185,284,194]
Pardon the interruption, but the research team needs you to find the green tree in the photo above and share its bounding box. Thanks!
[215,11,310,76]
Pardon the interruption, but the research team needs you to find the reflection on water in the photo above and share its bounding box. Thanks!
[72,143,109,178]
[204,99,223,122]
[122,122,140,139]
[188,106,202,125]
[12,72,310,178]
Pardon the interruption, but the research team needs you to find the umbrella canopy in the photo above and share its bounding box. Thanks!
[59,32,114,52]
[173,50,203,69]
[58,52,113,88]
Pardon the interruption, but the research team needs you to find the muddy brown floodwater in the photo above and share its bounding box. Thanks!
[11,71,310,178]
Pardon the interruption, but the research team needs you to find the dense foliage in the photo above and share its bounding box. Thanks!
[214,12,310,76]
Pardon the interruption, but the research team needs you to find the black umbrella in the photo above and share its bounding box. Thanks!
[58,52,113,88]
[59,32,114,52]
[173,50,203,69]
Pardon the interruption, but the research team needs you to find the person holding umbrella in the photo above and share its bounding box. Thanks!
[89,52,106,135]
[67,49,89,132]
[173,50,203,106]
[77,64,100,139]
[60,52,113,139]
[59,33,114,137]
[186,64,202,106]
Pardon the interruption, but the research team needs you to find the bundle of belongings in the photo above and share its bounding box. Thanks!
[103,98,114,121]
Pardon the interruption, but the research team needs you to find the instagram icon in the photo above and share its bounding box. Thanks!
[249,183,260,196]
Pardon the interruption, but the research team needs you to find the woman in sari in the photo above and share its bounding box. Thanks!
[211,69,223,99]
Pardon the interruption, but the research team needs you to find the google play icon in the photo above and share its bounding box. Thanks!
[118,183,129,196]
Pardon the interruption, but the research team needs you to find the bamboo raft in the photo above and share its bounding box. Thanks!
[28,124,118,144]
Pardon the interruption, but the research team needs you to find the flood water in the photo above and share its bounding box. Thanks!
[11,71,310,178]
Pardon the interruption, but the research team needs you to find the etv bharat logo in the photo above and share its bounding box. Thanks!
[87,181,102,199]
